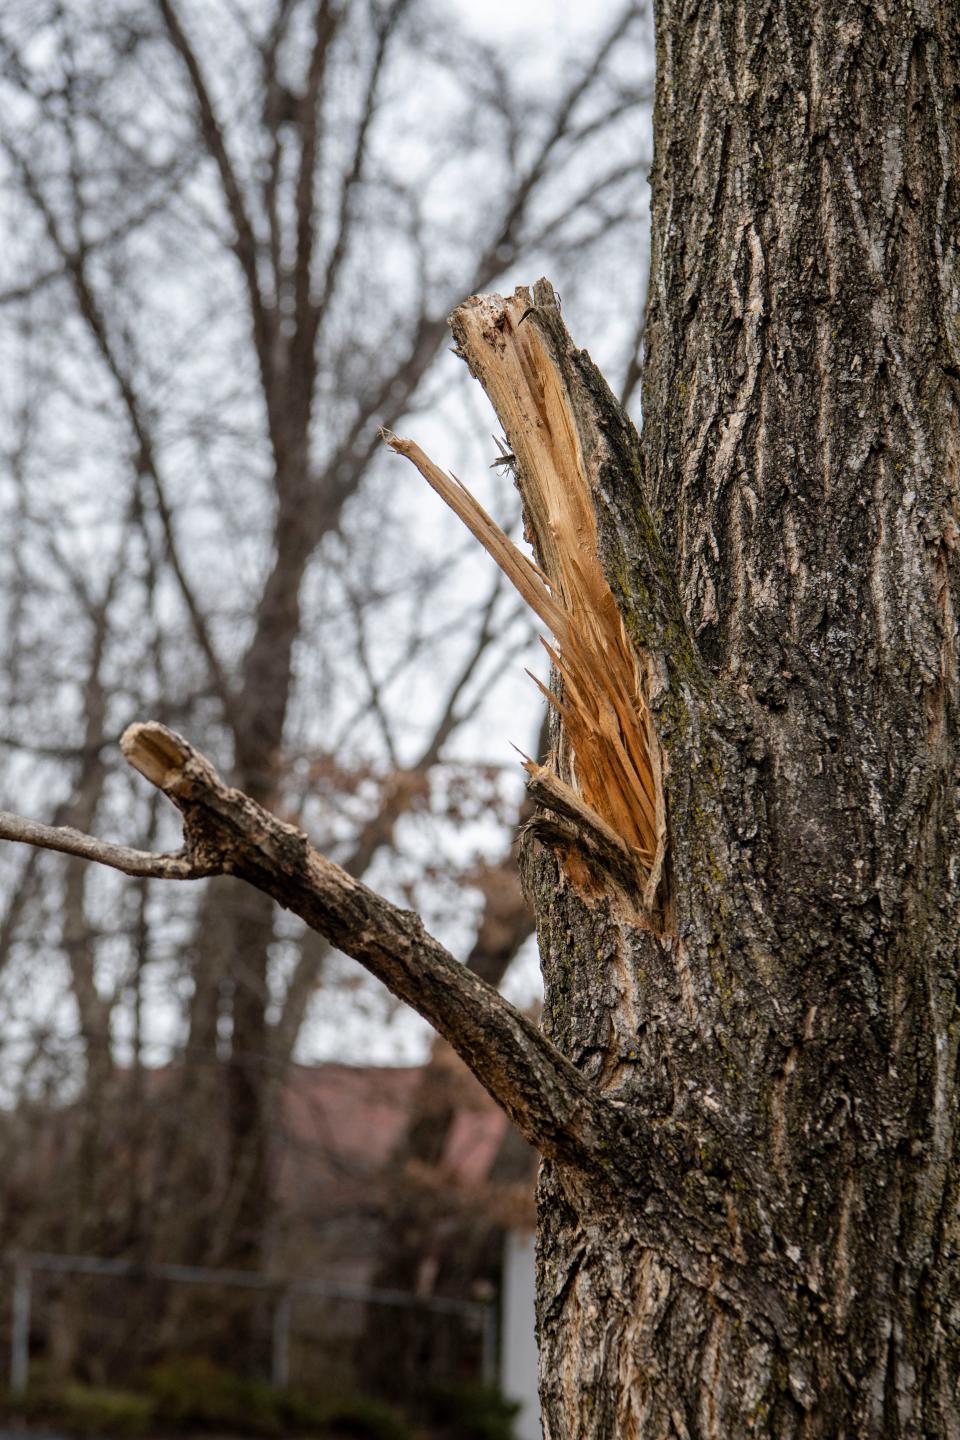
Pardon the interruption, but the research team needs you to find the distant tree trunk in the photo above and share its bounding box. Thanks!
[526,3,960,1434]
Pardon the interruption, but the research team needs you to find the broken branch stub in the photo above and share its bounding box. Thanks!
[385,281,665,911]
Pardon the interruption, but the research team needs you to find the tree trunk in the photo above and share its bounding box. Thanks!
[526,3,960,1435]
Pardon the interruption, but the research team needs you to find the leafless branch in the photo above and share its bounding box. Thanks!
[0,719,619,1166]
[0,811,212,881]
[291,1,338,345]
[310,0,409,340]
[275,573,518,1054]
[2,137,235,717]
[620,298,647,411]
[157,0,277,410]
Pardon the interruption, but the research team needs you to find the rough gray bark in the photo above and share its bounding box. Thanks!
[513,3,960,1435]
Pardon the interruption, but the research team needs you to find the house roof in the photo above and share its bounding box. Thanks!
[276,1057,515,1194]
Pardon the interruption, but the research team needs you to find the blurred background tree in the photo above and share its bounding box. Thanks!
[0,0,652,1384]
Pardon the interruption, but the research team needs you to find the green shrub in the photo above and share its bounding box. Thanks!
[145,1359,412,1439]
[19,1382,158,1436]
[2,1359,417,1440]
[423,1381,520,1440]
[61,1383,156,1436]
[306,1394,413,1440]
[146,1357,284,1434]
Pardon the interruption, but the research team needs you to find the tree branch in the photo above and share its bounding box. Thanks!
[1,136,236,720]
[0,717,781,1318]
[291,0,338,345]
[157,0,277,413]
[273,575,514,1055]
[0,720,636,1169]
[310,0,408,343]
[0,811,210,881]
[522,762,644,901]
[100,721,606,1164]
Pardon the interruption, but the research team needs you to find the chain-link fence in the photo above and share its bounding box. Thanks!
[5,1251,497,1399]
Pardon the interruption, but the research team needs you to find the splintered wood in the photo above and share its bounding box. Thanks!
[384,283,659,887]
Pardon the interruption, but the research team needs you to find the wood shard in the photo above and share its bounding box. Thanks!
[384,282,663,895]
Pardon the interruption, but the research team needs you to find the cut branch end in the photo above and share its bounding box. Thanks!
[120,722,191,791]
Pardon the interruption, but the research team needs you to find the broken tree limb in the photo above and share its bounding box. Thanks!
[386,280,700,917]
[113,724,702,1191]
[3,722,602,1160]
[520,762,643,900]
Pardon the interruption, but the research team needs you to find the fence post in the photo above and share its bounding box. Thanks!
[271,1290,291,1389]
[481,1299,498,1387]
[10,1259,31,1398]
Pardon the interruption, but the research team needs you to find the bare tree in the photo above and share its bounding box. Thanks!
[0,0,651,1325]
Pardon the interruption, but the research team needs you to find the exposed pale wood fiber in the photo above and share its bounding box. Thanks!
[384,284,660,885]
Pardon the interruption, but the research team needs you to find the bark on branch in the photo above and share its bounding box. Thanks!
[0,810,210,880]
[119,723,623,1165]
[520,761,644,902]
